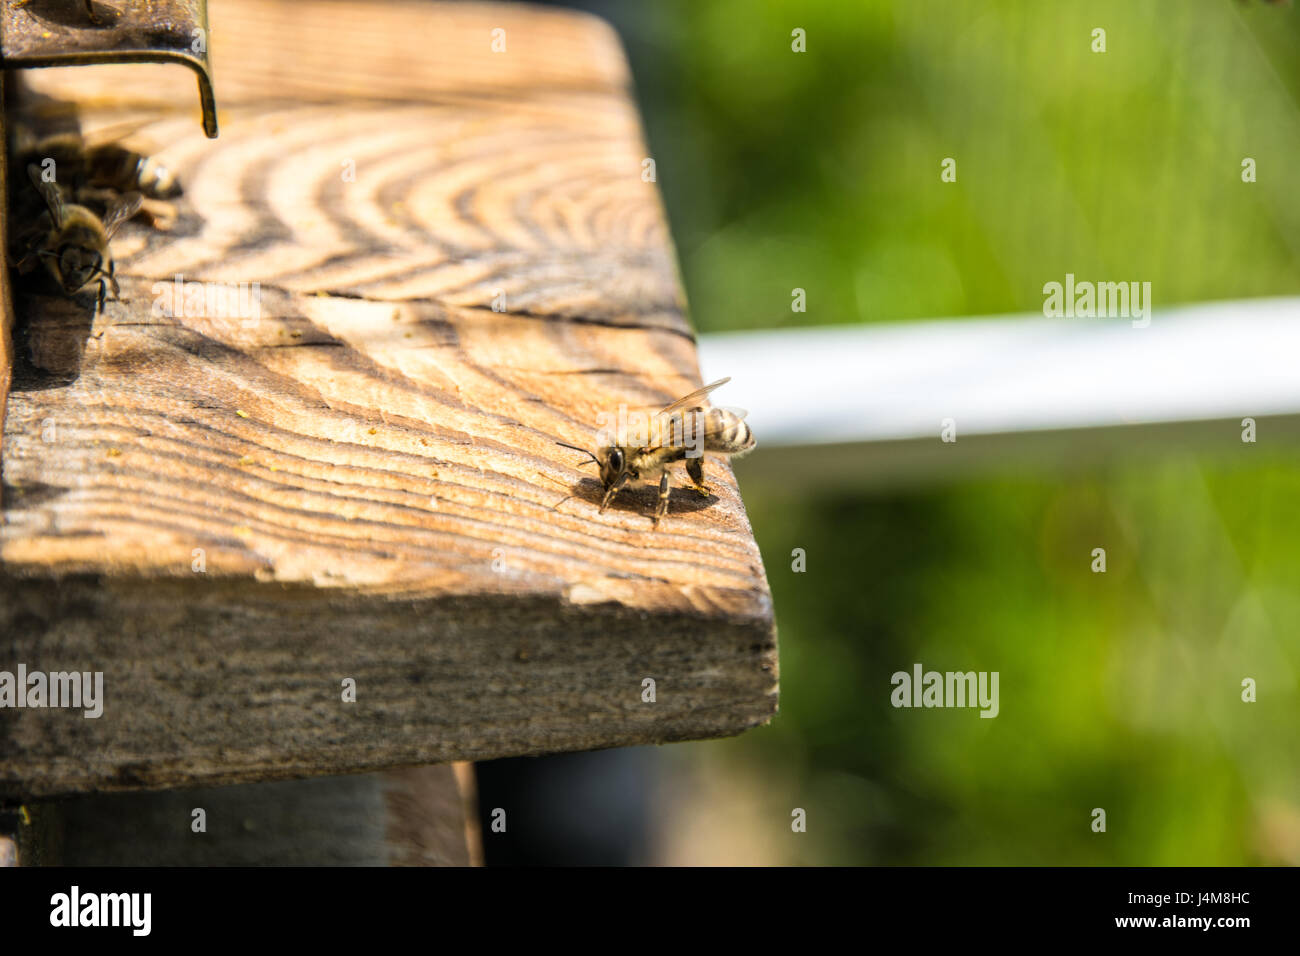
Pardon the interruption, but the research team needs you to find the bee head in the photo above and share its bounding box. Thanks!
[597,444,626,482]
[555,440,629,513]
[56,244,103,294]
[597,446,629,511]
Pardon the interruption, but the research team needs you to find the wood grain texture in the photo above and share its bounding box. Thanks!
[0,0,777,799]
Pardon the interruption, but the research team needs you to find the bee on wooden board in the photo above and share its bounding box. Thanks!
[11,164,141,314]
[558,377,755,525]
[8,134,183,312]
[17,134,183,203]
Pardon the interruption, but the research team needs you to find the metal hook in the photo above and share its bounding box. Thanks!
[2,0,218,137]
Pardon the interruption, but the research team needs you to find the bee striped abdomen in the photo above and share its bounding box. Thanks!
[702,407,754,454]
[15,137,183,203]
[86,144,182,199]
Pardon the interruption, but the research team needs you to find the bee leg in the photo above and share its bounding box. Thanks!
[686,456,711,496]
[10,248,38,274]
[599,482,620,513]
[652,472,671,525]
[10,233,48,273]
[138,199,178,232]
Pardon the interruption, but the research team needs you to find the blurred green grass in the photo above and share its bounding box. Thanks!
[625,0,1300,332]
[579,0,1300,863]
[729,458,1300,864]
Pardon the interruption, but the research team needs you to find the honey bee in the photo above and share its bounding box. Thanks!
[14,134,182,207]
[11,164,142,313]
[8,134,183,312]
[558,377,754,525]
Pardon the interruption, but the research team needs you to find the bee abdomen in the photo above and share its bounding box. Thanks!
[86,144,182,199]
[703,408,755,454]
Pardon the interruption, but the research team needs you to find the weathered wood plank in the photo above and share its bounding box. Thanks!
[0,0,777,799]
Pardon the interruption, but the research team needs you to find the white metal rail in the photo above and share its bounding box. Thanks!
[697,297,1300,486]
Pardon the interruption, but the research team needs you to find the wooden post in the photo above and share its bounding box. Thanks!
[12,765,480,866]
[0,1,777,802]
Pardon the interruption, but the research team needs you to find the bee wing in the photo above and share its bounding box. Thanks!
[655,377,731,420]
[27,164,65,228]
[712,405,749,423]
[80,117,163,148]
[101,191,144,239]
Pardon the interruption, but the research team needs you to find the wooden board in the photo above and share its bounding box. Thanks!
[0,0,777,799]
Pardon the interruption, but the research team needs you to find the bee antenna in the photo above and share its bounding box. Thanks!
[555,441,598,466]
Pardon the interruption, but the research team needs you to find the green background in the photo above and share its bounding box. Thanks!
[575,0,1300,864]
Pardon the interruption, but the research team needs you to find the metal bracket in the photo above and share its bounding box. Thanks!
[1,0,217,137]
